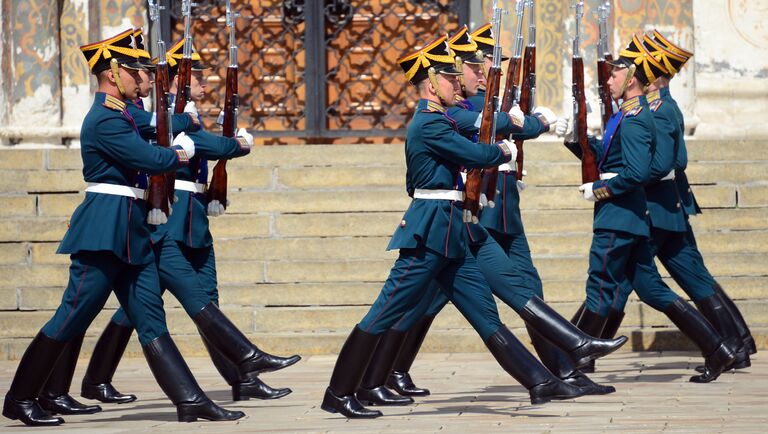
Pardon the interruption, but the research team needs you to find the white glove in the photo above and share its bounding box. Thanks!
[184,101,199,117]
[554,116,572,138]
[516,180,527,192]
[147,208,168,225]
[533,106,558,126]
[579,182,597,202]
[508,104,526,129]
[479,193,488,210]
[499,138,518,162]
[173,132,195,159]
[236,127,253,147]
[208,200,225,217]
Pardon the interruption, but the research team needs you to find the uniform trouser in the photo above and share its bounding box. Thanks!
[112,239,218,327]
[584,230,680,317]
[357,247,502,341]
[608,224,717,312]
[40,251,168,346]
[391,228,541,332]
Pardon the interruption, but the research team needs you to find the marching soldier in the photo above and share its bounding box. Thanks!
[361,25,619,405]
[321,34,594,420]
[590,32,752,371]
[2,29,244,426]
[79,36,300,405]
[563,35,736,383]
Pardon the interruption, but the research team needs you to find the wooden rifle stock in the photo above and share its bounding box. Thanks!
[147,62,173,216]
[207,66,238,208]
[572,57,599,183]
[174,57,192,115]
[597,55,614,129]
[514,45,535,181]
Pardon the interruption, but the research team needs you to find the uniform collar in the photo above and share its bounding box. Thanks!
[418,98,446,113]
[646,90,661,103]
[660,87,671,98]
[620,95,645,114]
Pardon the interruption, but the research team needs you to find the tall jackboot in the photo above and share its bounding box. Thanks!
[571,306,609,373]
[3,332,67,426]
[199,332,291,401]
[320,326,383,418]
[663,298,735,383]
[601,309,625,340]
[39,333,101,415]
[142,333,244,422]
[193,303,300,379]
[387,314,434,397]
[80,321,137,404]
[570,302,586,325]
[526,325,615,395]
[357,329,414,406]
[715,284,757,355]
[520,297,627,369]
[485,326,588,405]
[694,293,750,372]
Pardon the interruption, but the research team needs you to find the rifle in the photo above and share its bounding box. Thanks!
[514,0,536,182]
[207,0,239,209]
[570,1,599,183]
[485,0,525,205]
[146,0,174,220]
[463,0,504,224]
[174,0,194,115]
[596,1,614,130]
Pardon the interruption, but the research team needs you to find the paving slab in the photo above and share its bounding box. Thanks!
[1,351,766,433]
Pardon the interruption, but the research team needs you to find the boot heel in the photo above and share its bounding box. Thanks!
[320,390,339,413]
[231,386,244,402]
[177,408,197,423]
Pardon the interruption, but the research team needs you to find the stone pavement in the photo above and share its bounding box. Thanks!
[0,351,766,433]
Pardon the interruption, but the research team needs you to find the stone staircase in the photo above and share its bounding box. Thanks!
[0,139,766,360]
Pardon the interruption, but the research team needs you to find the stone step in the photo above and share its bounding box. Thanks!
[0,299,764,353]
[2,251,767,291]
[11,275,768,311]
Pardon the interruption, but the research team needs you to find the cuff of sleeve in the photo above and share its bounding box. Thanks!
[592,181,612,200]
[236,137,251,152]
[172,145,191,165]
[497,141,513,161]
[534,114,551,132]
[505,113,525,131]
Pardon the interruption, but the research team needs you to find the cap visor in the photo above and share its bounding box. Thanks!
[607,58,632,69]
[122,60,147,70]
[191,60,210,71]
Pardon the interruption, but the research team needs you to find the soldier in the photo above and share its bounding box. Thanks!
[362,26,618,405]
[2,29,244,426]
[321,35,594,420]
[562,35,736,383]
[79,36,300,406]
[588,32,753,372]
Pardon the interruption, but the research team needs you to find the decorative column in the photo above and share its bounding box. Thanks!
[60,0,92,148]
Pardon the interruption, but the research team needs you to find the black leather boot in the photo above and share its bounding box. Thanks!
[694,293,750,373]
[39,333,101,415]
[194,303,300,378]
[570,304,594,373]
[142,333,244,422]
[320,326,382,418]
[573,307,608,337]
[526,325,615,396]
[485,326,588,405]
[663,298,735,383]
[387,314,434,396]
[3,332,67,426]
[81,321,137,404]
[520,297,627,369]
[357,329,413,406]
[199,333,291,401]
[601,309,625,339]
[714,284,756,355]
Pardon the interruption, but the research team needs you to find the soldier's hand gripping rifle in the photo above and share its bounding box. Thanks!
[596,1,614,130]
[514,0,537,182]
[484,0,525,206]
[570,1,599,183]
[207,0,239,211]
[463,0,504,224]
[146,0,175,225]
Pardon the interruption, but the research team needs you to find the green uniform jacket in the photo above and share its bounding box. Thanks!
[57,92,189,264]
[386,98,512,258]
[662,87,701,216]
[588,95,654,237]
[644,91,687,232]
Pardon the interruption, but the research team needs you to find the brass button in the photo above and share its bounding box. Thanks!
[676,202,681,208]
[645,210,650,215]
[400,219,406,227]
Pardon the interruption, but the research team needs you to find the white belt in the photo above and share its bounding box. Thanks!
[413,189,464,201]
[498,163,514,172]
[660,170,675,181]
[600,172,618,180]
[174,180,206,194]
[85,182,145,199]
